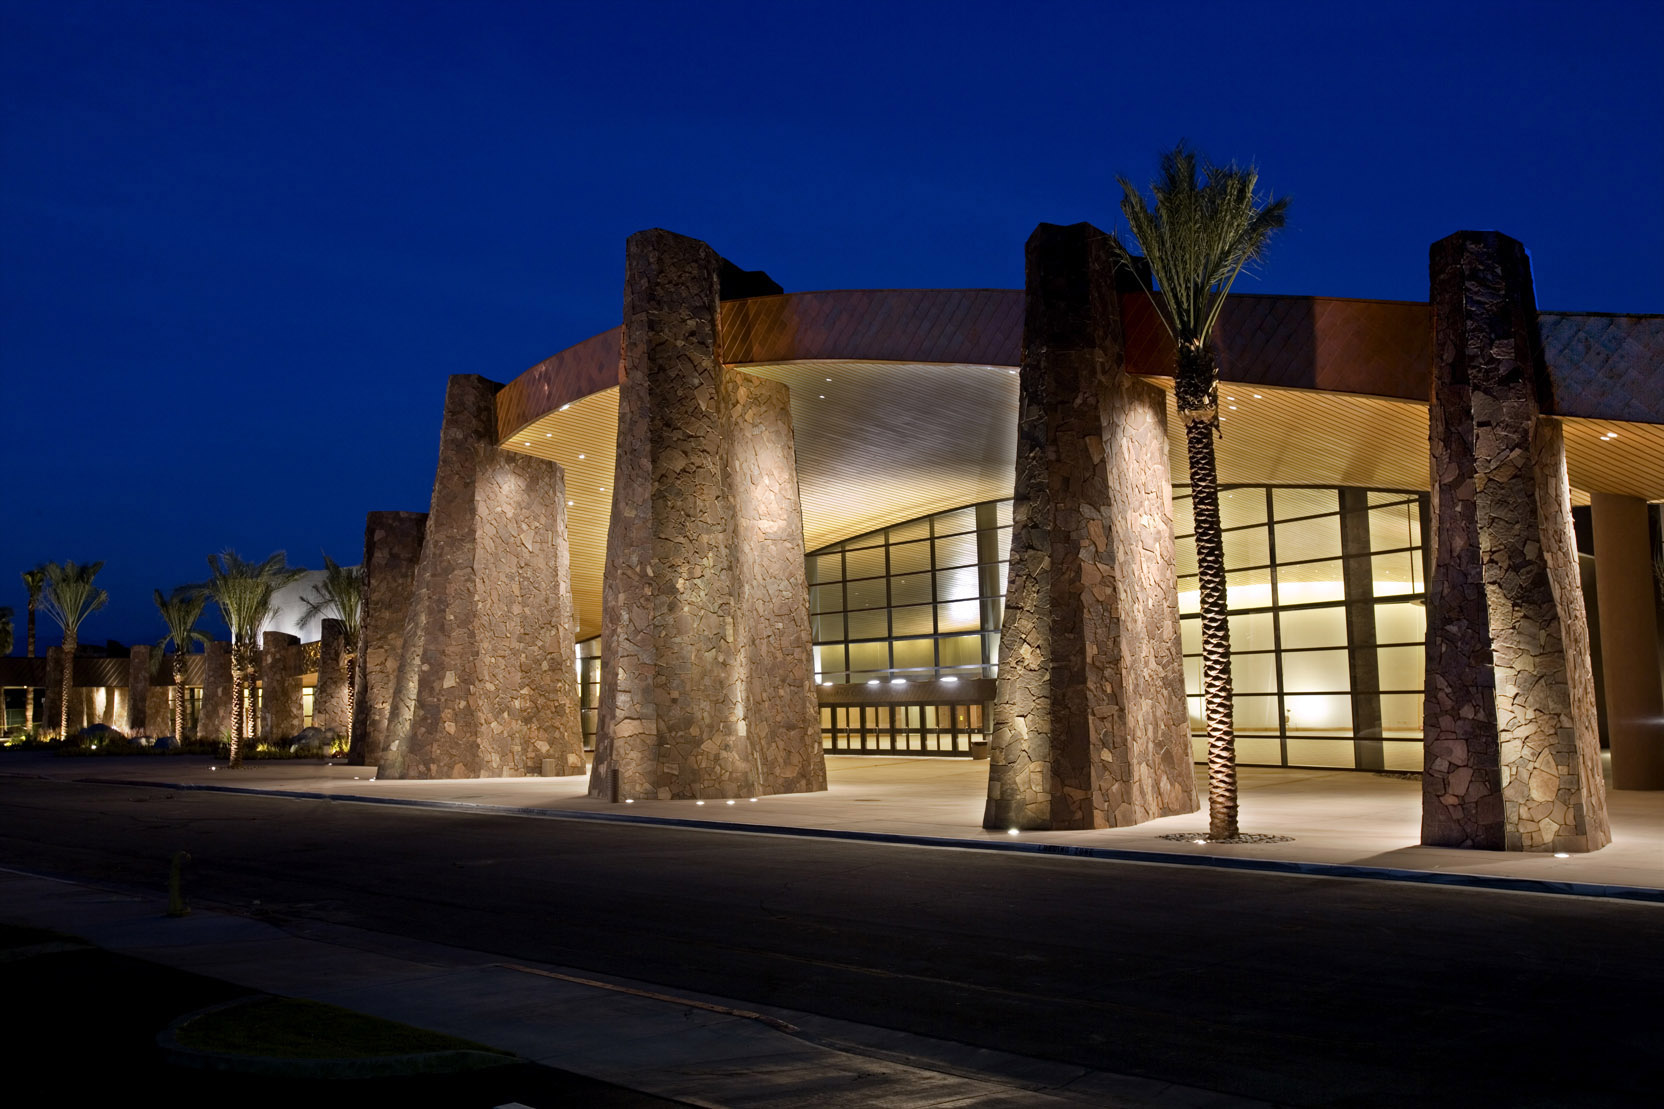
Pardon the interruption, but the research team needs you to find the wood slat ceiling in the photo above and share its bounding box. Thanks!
[508,366,1664,639]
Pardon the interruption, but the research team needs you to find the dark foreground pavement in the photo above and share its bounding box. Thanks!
[1,772,1659,1107]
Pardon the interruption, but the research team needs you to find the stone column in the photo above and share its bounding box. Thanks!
[588,228,824,801]
[315,618,350,739]
[983,222,1196,831]
[126,645,150,736]
[43,646,63,738]
[198,640,232,740]
[260,631,303,740]
[1423,230,1610,852]
[379,374,584,780]
[1591,492,1664,789]
[351,510,427,766]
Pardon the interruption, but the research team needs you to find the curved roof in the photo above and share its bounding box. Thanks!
[496,289,1664,636]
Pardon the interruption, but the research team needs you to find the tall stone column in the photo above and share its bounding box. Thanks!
[351,510,427,766]
[43,646,63,738]
[379,374,583,780]
[983,222,1196,831]
[588,228,824,801]
[1591,492,1664,789]
[315,618,350,738]
[1423,230,1610,852]
[126,645,150,736]
[260,631,303,740]
[198,640,232,740]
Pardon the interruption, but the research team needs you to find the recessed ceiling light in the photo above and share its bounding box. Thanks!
[1607,431,1618,439]
[819,394,825,399]
[545,432,551,437]
[890,678,906,686]
[825,377,832,382]
[578,453,585,459]
[524,441,531,446]
[1226,396,1236,401]
[567,500,575,506]
[1228,406,1237,411]
[558,403,571,411]
[1252,393,1262,399]
[1008,369,1017,375]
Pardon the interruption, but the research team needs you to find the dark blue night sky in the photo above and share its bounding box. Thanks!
[3,0,1661,646]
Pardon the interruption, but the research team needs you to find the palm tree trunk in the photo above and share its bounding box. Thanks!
[172,654,186,741]
[1177,344,1238,839]
[24,603,35,732]
[229,643,245,767]
[60,629,76,742]
[344,652,357,754]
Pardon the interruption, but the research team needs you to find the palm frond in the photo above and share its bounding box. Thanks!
[298,554,365,642]
[39,560,109,636]
[153,587,210,655]
[202,550,306,645]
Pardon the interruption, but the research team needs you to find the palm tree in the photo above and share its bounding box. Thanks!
[21,567,45,732]
[298,555,364,748]
[154,588,210,741]
[1110,145,1288,840]
[39,561,109,741]
[200,550,304,766]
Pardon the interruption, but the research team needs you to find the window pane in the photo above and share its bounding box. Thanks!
[1372,551,1422,596]
[935,566,980,602]
[1234,652,1278,693]
[1285,694,1353,735]
[1183,656,1200,695]
[810,584,843,614]
[1273,488,1338,520]
[939,635,982,668]
[1375,601,1427,645]
[937,600,981,633]
[813,644,846,675]
[1280,649,1350,693]
[1223,526,1270,570]
[994,501,1013,527]
[1218,489,1268,528]
[846,578,888,610]
[1177,575,1200,614]
[891,604,933,637]
[1233,695,1282,735]
[1175,535,1198,576]
[1369,491,1416,507]
[889,540,932,574]
[1369,504,1422,552]
[1172,496,1194,538]
[846,609,888,640]
[933,507,977,536]
[1180,616,1202,654]
[1277,560,1345,605]
[807,553,842,584]
[1377,645,1424,691]
[813,613,844,641]
[890,574,932,606]
[1276,515,1343,562]
[1380,693,1423,738]
[1277,606,1348,649]
[892,638,934,674]
[1226,566,1275,610]
[934,532,978,569]
[1228,611,1277,652]
[844,547,887,580]
[849,642,888,678]
[1286,738,1355,767]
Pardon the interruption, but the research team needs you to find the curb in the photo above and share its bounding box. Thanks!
[81,775,1664,904]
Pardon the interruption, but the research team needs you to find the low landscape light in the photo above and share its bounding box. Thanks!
[726,799,735,805]
[625,798,634,804]
[1554,852,1570,858]
[696,800,705,806]
[1007,828,1018,835]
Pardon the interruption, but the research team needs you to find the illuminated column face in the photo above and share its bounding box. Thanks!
[354,510,427,766]
[1424,230,1610,852]
[198,640,232,741]
[379,374,585,780]
[984,221,1196,831]
[589,228,825,801]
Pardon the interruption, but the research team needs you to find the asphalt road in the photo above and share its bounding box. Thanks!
[1,772,1658,1107]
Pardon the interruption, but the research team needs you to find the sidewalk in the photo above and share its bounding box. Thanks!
[8,751,1661,897]
[0,865,1255,1108]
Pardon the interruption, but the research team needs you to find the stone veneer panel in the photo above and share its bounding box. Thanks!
[379,374,583,779]
[984,222,1196,831]
[351,510,427,766]
[126,645,151,736]
[198,641,232,741]
[260,631,303,741]
[315,618,350,738]
[589,229,825,801]
[1423,230,1610,852]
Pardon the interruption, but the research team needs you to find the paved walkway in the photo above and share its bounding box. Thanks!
[10,752,1662,895]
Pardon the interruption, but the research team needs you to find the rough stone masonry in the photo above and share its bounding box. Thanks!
[588,228,825,801]
[984,222,1196,831]
[1423,230,1610,852]
[379,374,584,779]
[351,510,427,766]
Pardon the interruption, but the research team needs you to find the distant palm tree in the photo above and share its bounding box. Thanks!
[21,566,45,731]
[154,588,210,741]
[298,555,364,748]
[200,551,304,766]
[39,561,109,741]
[1110,144,1288,840]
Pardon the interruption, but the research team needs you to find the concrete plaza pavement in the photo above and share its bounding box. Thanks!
[12,751,1662,895]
